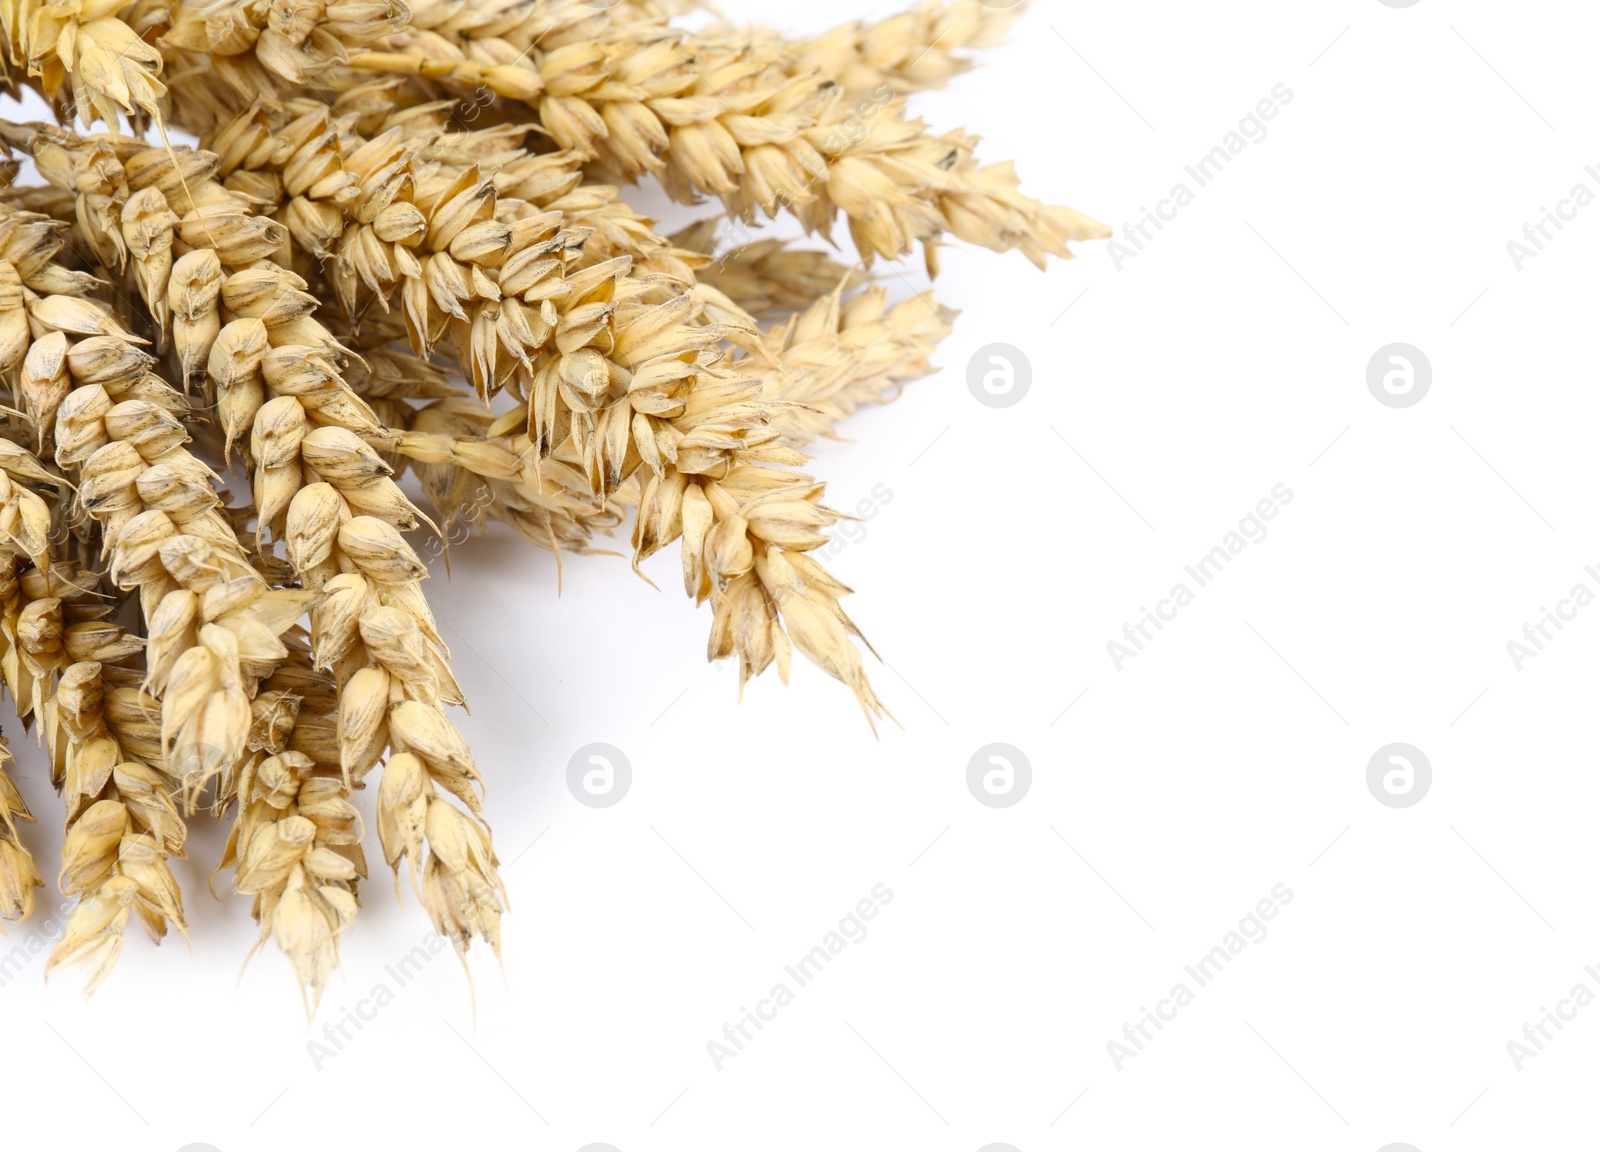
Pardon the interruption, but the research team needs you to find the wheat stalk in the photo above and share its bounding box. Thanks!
[0,0,1101,1000]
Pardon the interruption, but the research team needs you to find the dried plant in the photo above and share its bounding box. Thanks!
[0,731,42,926]
[0,0,1104,1007]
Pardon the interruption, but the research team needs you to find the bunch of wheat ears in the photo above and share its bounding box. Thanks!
[0,0,1102,1009]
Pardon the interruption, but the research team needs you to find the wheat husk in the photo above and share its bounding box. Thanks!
[0,732,41,927]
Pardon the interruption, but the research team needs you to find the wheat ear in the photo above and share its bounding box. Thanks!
[346,6,1106,267]
[221,657,364,1012]
[44,658,186,995]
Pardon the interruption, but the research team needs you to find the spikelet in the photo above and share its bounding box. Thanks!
[0,732,41,928]
[0,0,165,130]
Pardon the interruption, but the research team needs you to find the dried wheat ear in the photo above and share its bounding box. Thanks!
[0,0,1104,1007]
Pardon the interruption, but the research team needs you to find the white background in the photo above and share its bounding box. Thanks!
[6,1,1600,1149]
